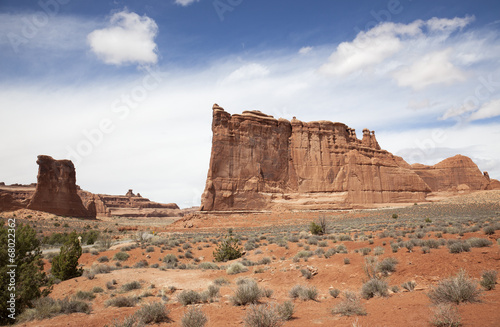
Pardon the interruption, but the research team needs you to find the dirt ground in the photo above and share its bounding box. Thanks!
[5,190,500,327]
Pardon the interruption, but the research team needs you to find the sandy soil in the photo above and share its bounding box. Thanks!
[4,190,500,327]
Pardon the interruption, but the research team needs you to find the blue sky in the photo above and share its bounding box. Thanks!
[1,0,500,207]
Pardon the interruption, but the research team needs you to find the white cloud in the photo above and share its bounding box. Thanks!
[174,0,200,6]
[299,46,313,55]
[319,21,422,76]
[426,16,475,33]
[224,63,270,83]
[469,98,500,121]
[87,10,158,66]
[392,49,466,90]
[320,16,474,78]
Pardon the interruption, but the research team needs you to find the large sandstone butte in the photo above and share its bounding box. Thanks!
[411,155,492,192]
[201,105,498,211]
[27,155,96,219]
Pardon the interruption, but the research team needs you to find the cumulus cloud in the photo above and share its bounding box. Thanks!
[469,98,500,121]
[319,21,422,76]
[224,63,270,83]
[320,16,473,78]
[174,0,200,6]
[393,49,466,90]
[87,10,158,66]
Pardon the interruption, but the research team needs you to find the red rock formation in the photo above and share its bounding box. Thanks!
[411,155,492,191]
[201,105,431,211]
[78,191,182,218]
[27,155,96,218]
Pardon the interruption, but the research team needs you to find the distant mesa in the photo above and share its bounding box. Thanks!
[201,104,499,211]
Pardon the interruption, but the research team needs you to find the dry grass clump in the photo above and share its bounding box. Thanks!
[244,303,283,327]
[428,269,482,305]
[181,306,208,327]
[332,291,367,317]
[231,280,262,306]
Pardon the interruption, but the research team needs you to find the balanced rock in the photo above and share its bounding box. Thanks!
[27,155,96,218]
[201,106,431,211]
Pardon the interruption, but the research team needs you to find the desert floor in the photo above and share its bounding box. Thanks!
[4,190,500,327]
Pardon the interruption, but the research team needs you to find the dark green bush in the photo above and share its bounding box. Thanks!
[213,233,243,262]
[480,270,497,290]
[51,231,83,281]
[0,222,51,325]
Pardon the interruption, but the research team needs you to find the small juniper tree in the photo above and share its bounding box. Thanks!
[51,231,83,281]
[213,231,242,262]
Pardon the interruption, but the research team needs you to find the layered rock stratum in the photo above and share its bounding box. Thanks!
[201,105,499,211]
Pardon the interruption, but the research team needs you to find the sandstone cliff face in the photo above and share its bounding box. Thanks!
[411,155,491,191]
[27,155,96,219]
[201,105,431,211]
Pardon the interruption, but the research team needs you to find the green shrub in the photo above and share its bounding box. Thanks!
[178,290,202,306]
[288,285,317,301]
[113,251,130,261]
[213,233,243,262]
[480,270,497,290]
[181,306,208,327]
[92,286,104,293]
[428,269,482,304]
[332,291,367,316]
[484,225,496,235]
[105,296,139,307]
[277,301,294,321]
[378,257,398,276]
[0,222,51,325]
[360,247,371,256]
[467,238,492,248]
[231,280,261,306]
[198,262,219,270]
[361,278,389,299]
[162,253,178,264]
[392,214,398,219]
[309,222,323,235]
[97,256,109,263]
[121,281,142,292]
[227,262,249,275]
[51,231,83,281]
[135,302,170,324]
[344,257,350,264]
[18,297,91,322]
[448,242,471,254]
[244,303,283,327]
[213,277,230,285]
[300,268,312,279]
[75,290,96,301]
